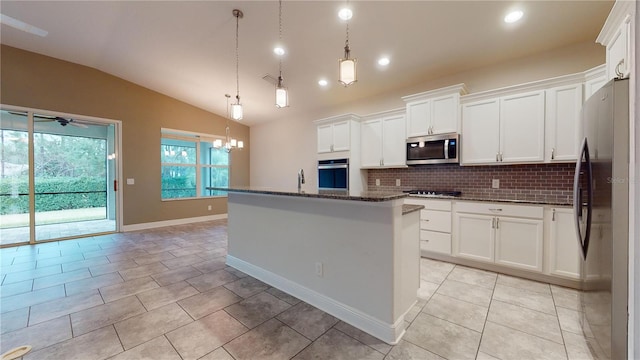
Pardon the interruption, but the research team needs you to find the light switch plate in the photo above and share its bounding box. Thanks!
[492,179,499,189]
[127,178,135,185]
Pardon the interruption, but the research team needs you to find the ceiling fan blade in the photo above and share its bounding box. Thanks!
[33,114,58,122]
[262,74,278,86]
[69,121,88,128]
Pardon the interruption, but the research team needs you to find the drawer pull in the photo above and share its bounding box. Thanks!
[423,219,430,222]
[489,208,503,212]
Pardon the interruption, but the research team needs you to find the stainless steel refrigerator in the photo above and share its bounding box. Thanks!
[574,78,629,360]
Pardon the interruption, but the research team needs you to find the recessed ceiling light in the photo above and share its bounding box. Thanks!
[378,57,390,66]
[273,47,285,56]
[504,10,523,23]
[318,79,328,87]
[338,8,353,21]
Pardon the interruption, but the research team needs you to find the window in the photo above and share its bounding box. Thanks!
[161,129,229,199]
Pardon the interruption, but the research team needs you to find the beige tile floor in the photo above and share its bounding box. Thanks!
[0,220,599,360]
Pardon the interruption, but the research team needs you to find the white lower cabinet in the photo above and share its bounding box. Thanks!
[454,212,494,262]
[404,198,452,254]
[453,201,543,272]
[547,207,582,279]
[494,217,543,272]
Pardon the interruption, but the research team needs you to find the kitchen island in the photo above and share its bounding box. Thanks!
[209,187,421,344]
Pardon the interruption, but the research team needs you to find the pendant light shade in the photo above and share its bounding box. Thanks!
[339,45,357,86]
[231,100,243,121]
[275,76,288,108]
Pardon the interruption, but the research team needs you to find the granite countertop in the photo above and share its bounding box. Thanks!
[408,194,572,206]
[207,187,408,202]
[402,204,424,215]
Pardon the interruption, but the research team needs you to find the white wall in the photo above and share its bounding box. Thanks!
[250,113,319,189]
[250,41,605,189]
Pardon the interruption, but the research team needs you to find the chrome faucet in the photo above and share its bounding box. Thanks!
[297,168,305,192]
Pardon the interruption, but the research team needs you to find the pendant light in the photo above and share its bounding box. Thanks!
[338,4,356,86]
[275,0,289,108]
[213,94,244,152]
[231,9,243,120]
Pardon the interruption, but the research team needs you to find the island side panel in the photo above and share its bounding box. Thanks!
[396,210,420,321]
[227,192,398,324]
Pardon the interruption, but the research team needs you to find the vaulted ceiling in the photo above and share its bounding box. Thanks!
[0,1,613,125]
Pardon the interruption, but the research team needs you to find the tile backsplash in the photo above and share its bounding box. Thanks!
[368,163,575,204]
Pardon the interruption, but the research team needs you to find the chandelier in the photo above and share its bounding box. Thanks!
[214,94,244,152]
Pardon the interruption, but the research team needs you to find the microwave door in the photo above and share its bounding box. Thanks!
[573,137,593,260]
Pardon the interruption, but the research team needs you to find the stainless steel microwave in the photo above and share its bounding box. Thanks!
[406,133,459,165]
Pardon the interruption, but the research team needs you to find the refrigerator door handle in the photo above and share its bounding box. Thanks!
[573,137,593,260]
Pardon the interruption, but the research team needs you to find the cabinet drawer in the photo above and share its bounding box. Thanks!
[420,210,451,232]
[455,201,543,219]
[420,231,451,254]
[405,198,452,211]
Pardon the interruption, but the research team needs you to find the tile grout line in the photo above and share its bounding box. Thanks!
[474,264,498,360]
[550,284,571,359]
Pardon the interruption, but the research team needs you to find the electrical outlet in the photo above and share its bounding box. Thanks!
[375,179,380,186]
[315,262,323,277]
[126,178,135,185]
[207,205,212,211]
[396,179,401,186]
[492,179,500,189]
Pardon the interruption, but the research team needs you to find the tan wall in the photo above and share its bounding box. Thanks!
[0,45,250,226]
[251,41,605,189]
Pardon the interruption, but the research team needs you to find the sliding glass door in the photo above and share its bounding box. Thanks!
[0,110,30,246]
[0,108,119,246]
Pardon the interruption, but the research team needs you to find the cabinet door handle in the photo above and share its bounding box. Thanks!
[496,153,499,162]
[491,218,495,228]
[496,218,499,229]
[551,148,555,160]
[500,153,503,162]
[552,208,556,221]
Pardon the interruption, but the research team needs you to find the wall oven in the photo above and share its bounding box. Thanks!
[406,133,459,165]
[318,159,349,190]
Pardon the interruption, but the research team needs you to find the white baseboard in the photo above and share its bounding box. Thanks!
[226,255,406,345]
[122,214,227,232]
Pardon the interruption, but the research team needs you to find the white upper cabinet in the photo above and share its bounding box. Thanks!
[462,91,545,165]
[545,83,583,162]
[461,98,500,164]
[460,70,600,165]
[360,118,383,167]
[584,65,607,100]
[381,114,407,167]
[402,84,467,138]
[331,121,350,152]
[314,114,360,155]
[360,110,406,168]
[499,90,545,163]
[597,1,634,80]
[317,123,334,153]
[317,121,349,153]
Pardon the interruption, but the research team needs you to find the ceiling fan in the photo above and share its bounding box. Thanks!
[33,114,89,128]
